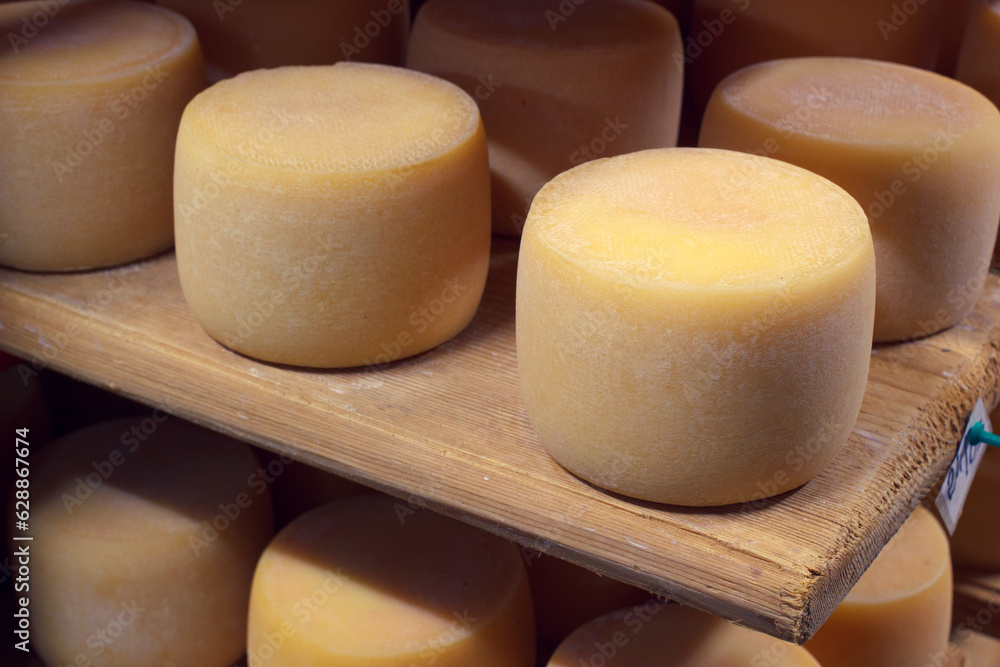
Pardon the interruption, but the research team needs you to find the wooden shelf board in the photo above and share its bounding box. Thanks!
[1,240,998,644]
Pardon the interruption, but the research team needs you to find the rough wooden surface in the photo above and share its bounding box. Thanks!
[954,570,1000,640]
[1,241,998,643]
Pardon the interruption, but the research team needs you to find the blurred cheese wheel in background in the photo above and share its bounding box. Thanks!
[247,495,535,666]
[0,0,205,271]
[700,57,1000,342]
[407,0,683,237]
[524,550,649,645]
[547,602,819,666]
[687,0,942,118]
[937,0,976,75]
[17,417,274,667]
[156,0,409,80]
[950,403,1000,569]
[174,63,491,368]
[517,148,875,506]
[956,0,1000,265]
[953,629,1000,666]
[805,505,952,666]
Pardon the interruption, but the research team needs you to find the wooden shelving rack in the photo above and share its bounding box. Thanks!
[1,239,998,644]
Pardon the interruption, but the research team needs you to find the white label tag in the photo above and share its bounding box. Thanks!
[935,398,993,535]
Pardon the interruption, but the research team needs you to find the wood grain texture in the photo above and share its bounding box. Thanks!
[954,570,1000,640]
[0,241,998,643]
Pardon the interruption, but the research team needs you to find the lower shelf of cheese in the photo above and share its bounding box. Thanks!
[0,240,998,643]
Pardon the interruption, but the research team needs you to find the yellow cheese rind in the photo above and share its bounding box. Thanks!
[805,506,952,666]
[408,0,682,237]
[547,603,820,666]
[517,148,875,507]
[700,57,1000,342]
[174,63,491,368]
[0,1,205,271]
[688,0,942,115]
[158,0,410,78]
[17,418,274,667]
[247,495,536,666]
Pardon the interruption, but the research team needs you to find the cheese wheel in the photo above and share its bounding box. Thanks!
[687,0,942,116]
[246,495,535,666]
[525,550,649,644]
[156,0,409,80]
[956,0,1000,265]
[950,404,1000,569]
[547,602,820,666]
[517,148,875,506]
[174,63,491,368]
[805,506,953,666]
[700,57,1000,342]
[0,0,205,271]
[407,0,683,237]
[17,418,274,667]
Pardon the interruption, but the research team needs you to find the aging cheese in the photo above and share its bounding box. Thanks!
[700,57,1000,342]
[547,603,819,666]
[517,148,875,506]
[156,0,409,80]
[174,63,491,368]
[525,550,649,644]
[805,506,953,666]
[407,0,682,236]
[0,0,205,271]
[17,418,274,667]
[246,495,535,666]
[687,0,942,116]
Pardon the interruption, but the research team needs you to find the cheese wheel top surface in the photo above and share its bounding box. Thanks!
[527,148,870,292]
[182,63,479,174]
[255,495,526,655]
[33,418,261,541]
[715,57,996,147]
[846,505,949,604]
[418,0,676,50]
[0,1,195,83]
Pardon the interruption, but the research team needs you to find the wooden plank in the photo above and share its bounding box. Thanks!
[954,570,1000,641]
[1,241,998,644]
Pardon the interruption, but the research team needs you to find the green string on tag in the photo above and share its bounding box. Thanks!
[967,422,1000,449]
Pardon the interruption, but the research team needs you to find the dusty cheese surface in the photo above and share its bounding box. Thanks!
[700,57,1000,342]
[0,0,205,271]
[805,506,952,666]
[247,495,535,666]
[517,148,875,507]
[24,418,273,667]
[174,63,491,368]
[407,0,682,236]
[547,603,819,666]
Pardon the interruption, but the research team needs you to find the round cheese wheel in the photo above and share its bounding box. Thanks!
[156,0,409,80]
[547,602,820,666]
[517,147,875,506]
[17,418,274,667]
[247,495,535,666]
[174,63,491,368]
[687,0,942,115]
[525,550,649,645]
[407,0,682,237]
[805,505,953,666]
[700,57,1000,342]
[0,0,205,271]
